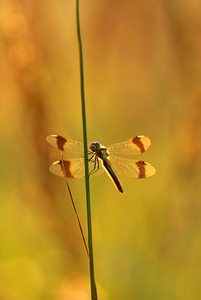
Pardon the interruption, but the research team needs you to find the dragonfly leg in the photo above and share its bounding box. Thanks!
[88,152,96,162]
[89,156,100,175]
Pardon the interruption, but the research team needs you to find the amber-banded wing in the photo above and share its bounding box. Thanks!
[107,135,151,156]
[49,159,104,178]
[108,156,155,179]
[46,135,83,156]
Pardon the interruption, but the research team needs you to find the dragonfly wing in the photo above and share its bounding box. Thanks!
[49,159,85,178]
[109,155,156,178]
[49,158,104,178]
[108,135,151,156]
[46,135,83,156]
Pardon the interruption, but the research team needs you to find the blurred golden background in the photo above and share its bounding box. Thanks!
[0,0,201,299]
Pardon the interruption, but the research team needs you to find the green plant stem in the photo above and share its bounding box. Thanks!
[75,1,97,299]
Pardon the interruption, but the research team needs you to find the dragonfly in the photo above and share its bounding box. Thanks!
[46,134,155,193]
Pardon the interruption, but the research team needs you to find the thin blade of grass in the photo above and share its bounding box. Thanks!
[75,0,97,299]
[61,154,89,257]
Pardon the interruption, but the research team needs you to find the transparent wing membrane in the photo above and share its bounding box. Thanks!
[108,135,151,156]
[49,158,104,178]
[109,155,156,178]
[46,135,83,156]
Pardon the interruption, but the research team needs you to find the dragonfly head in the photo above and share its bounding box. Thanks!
[89,141,101,152]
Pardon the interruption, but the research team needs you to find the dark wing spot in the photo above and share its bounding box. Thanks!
[132,136,145,153]
[136,160,146,178]
[59,160,74,178]
[56,135,67,151]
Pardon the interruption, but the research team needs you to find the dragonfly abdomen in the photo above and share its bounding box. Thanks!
[102,160,123,193]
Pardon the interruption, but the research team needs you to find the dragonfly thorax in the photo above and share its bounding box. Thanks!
[89,142,109,161]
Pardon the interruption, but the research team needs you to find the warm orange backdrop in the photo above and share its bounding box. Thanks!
[0,1,201,299]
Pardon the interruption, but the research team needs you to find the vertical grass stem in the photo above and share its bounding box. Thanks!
[75,1,97,299]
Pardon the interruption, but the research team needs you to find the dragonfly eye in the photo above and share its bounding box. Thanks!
[89,142,100,152]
